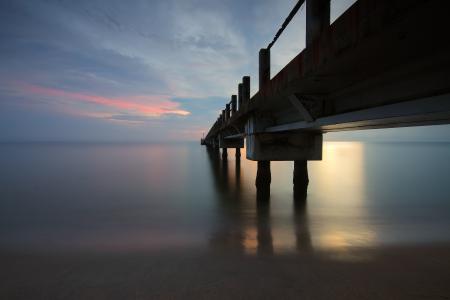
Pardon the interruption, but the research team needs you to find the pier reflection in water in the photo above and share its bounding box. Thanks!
[207,146,313,256]
[206,142,376,256]
[1,141,449,255]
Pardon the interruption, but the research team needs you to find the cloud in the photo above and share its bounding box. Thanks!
[20,82,190,117]
[0,0,308,141]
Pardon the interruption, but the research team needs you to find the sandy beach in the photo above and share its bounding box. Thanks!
[2,243,450,300]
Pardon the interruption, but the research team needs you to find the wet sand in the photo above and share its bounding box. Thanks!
[1,243,450,300]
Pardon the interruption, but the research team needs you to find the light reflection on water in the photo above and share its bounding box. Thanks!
[207,142,375,257]
[0,141,449,256]
[309,142,376,252]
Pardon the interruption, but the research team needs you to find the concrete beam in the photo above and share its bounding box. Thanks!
[219,136,244,149]
[224,133,245,139]
[289,94,314,122]
[246,114,274,135]
[246,132,322,161]
[265,93,450,133]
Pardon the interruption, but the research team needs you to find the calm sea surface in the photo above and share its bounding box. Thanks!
[1,141,449,255]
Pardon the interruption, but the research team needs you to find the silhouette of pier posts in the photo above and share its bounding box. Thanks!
[254,48,272,200]
[221,140,228,161]
[203,0,450,204]
[209,0,331,199]
[230,95,241,159]
[246,47,320,200]
[293,0,329,199]
[306,0,330,47]
[294,160,309,199]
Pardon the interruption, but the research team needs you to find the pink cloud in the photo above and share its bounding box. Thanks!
[20,83,190,117]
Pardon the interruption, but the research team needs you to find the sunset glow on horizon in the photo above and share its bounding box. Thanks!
[21,82,191,118]
[1,0,449,142]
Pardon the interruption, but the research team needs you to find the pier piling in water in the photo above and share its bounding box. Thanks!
[255,48,272,198]
[293,160,309,199]
[235,148,241,158]
[256,160,271,200]
[222,148,228,160]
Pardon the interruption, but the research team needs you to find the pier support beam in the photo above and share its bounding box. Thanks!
[219,136,244,149]
[246,132,322,161]
[293,160,309,199]
[222,148,228,160]
[256,161,271,200]
[246,128,321,200]
[255,48,272,200]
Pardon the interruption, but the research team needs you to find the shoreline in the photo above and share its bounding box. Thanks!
[2,242,450,299]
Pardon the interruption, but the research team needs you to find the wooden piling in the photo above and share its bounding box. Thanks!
[231,95,237,115]
[255,48,271,199]
[222,148,228,160]
[293,160,309,200]
[242,76,250,105]
[259,48,270,89]
[238,83,243,111]
[256,161,271,200]
[306,0,330,47]
[235,148,241,158]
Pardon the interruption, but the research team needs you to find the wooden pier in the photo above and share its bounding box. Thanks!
[202,0,450,199]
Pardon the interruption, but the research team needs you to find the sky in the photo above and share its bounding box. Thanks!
[0,0,448,142]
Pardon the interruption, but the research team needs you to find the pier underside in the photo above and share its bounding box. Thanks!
[202,0,450,198]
